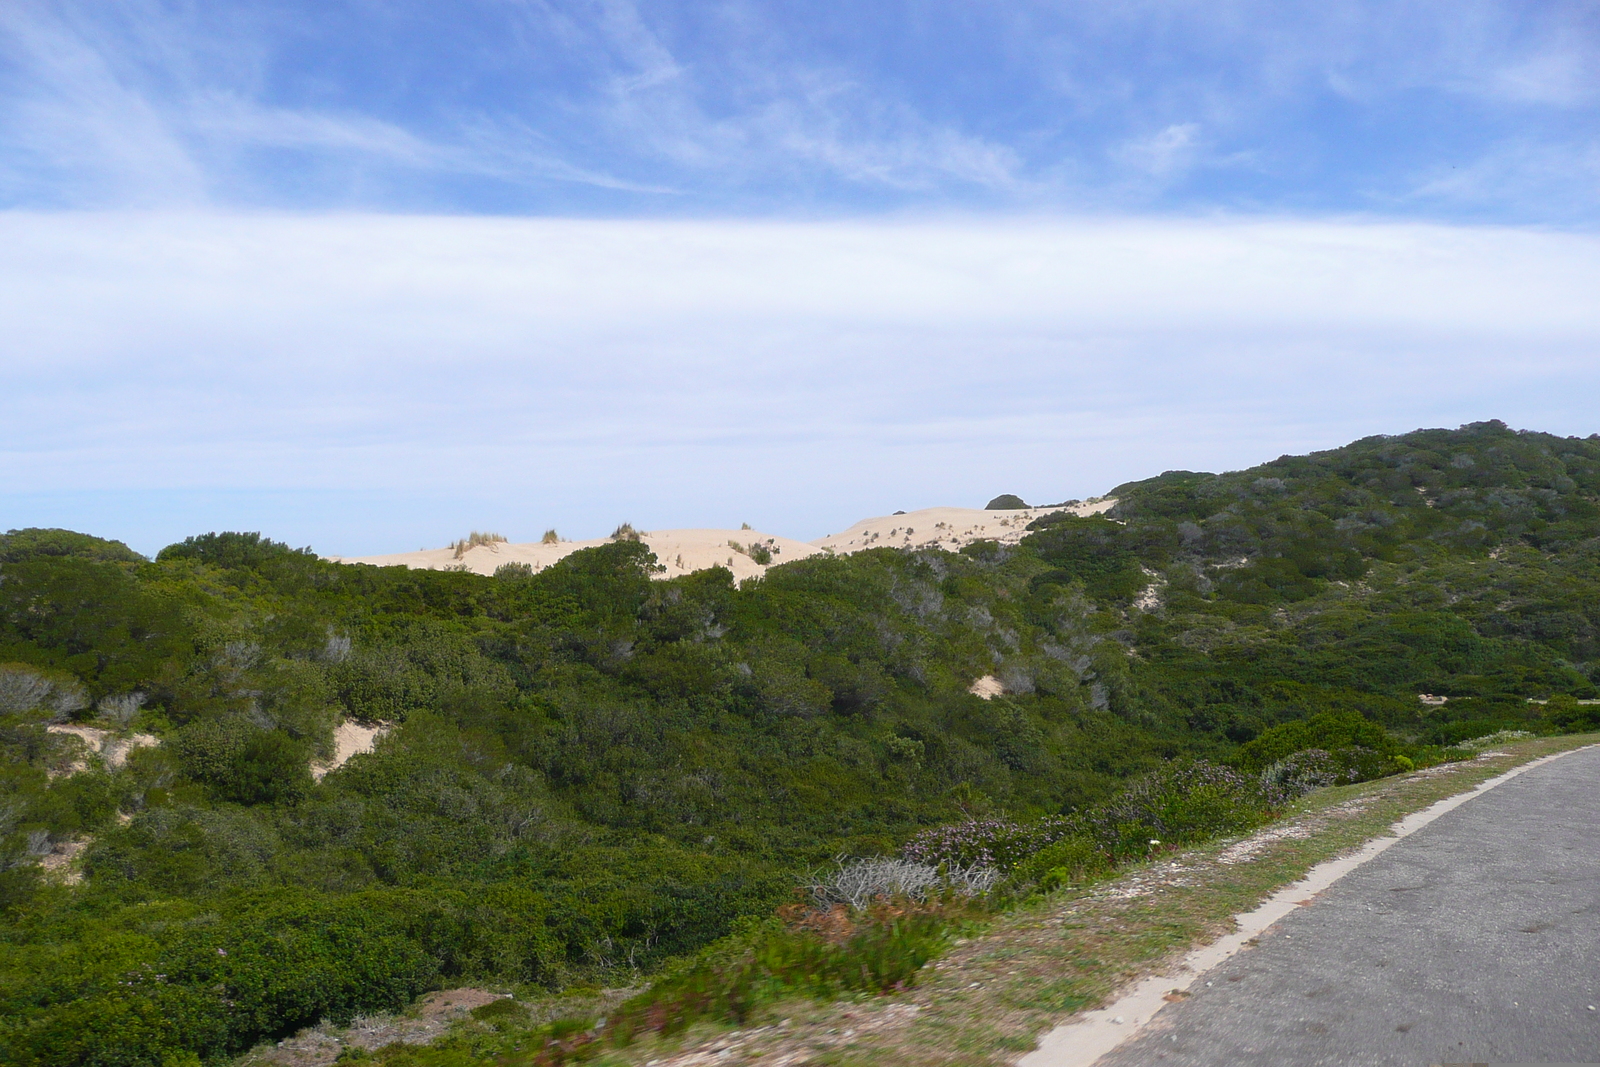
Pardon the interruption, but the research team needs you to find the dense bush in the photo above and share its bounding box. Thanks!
[3,422,1600,1065]
[0,528,143,565]
[1236,711,1398,773]
[901,817,1075,870]
[1081,760,1279,858]
[1013,834,1108,891]
[1544,695,1600,732]
[1258,749,1342,797]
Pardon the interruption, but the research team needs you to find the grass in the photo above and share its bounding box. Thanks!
[572,732,1598,1067]
[449,532,507,558]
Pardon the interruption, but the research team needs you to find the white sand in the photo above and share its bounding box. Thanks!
[332,528,823,580]
[329,500,1117,581]
[809,500,1116,555]
[46,724,159,770]
[968,675,1005,700]
[312,720,388,781]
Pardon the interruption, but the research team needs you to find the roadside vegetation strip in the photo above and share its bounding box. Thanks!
[584,733,1599,1067]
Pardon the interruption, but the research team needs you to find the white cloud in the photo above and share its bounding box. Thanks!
[0,4,208,205]
[4,0,1599,217]
[1489,51,1596,106]
[1113,123,1202,180]
[1408,138,1600,212]
[2,212,1598,554]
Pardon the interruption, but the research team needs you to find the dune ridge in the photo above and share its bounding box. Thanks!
[332,500,1116,578]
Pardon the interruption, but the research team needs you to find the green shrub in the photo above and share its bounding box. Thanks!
[1453,729,1533,751]
[1427,717,1526,746]
[0,528,144,564]
[1543,695,1600,732]
[902,817,1075,870]
[156,531,310,569]
[608,908,957,1043]
[1082,760,1274,858]
[1236,711,1396,774]
[171,720,310,805]
[1013,834,1108,890]
[468,997,522,1023]
[1258,748,1340,797]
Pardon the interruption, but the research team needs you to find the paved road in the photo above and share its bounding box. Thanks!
[1097,746,1600,1067]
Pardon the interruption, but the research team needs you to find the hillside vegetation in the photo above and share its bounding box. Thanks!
[2,420,1598,1066]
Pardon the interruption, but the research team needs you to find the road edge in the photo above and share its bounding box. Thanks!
[1018,743,1600,1067]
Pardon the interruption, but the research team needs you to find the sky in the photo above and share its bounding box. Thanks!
[2,1,1598,556]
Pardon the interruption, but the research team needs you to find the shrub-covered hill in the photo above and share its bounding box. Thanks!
[1036,419,1600,739]
[1,420,1598,1066]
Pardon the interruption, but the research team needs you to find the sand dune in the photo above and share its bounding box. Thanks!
[334,528,823,580]
[809,500,1115,554]
[332,500,1116,580]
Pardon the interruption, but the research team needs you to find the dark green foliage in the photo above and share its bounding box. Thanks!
[3,422,1600,1065]
[1014,834,1107,890]
[1235,710,1396,772]
[1079,760,1276,858]
[986,494,1029,510]
[0,529,144,565]
[172,720,312,804]
[156,531,312,569]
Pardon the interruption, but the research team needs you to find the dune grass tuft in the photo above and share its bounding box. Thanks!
[449,531,507,558]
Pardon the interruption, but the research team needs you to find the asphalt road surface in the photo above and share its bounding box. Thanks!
[1096,746,1600,1067]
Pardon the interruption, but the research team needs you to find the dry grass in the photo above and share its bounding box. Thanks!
[237,987,636,1067]
[585,732,1599,1067]
[449,531,508,558]
[542,529,561,544]
[611,523,644,542]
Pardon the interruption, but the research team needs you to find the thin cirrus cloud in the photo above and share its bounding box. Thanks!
[1,0,1597,216]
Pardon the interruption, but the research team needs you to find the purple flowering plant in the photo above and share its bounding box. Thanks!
[903,815,1080,870]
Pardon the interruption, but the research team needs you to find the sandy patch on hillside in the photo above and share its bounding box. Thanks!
[969,675,1005,700]
[37,837,89,885]
[311,720,388,781]
[46,724,159,770]
[331,528,822,581]
[810,501,1115,555]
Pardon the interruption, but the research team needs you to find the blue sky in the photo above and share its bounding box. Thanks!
[2,2,1599,556]
[6,0,1597,218]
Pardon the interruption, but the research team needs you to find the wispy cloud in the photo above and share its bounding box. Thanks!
[3,0,1597,217]
[1113,123,1203,181]
[0,3,207,205]
[1409,138,1600,214]
[1488,50,1597,106]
